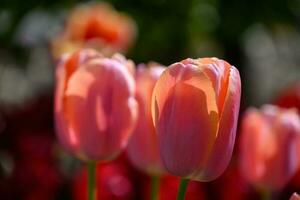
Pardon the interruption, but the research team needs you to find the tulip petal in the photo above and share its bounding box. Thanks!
[181,58,230,115]
[200,58,230,115]
[127,66,165,174]
[239,105,300,190]
[239,108,278,189]
[62,58,136,160]
[199,66,241,181]
[55,50,103,159]
[153,63,219,177]
[264,108,300,189]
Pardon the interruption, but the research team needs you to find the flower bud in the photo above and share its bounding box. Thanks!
[152,58,241,181]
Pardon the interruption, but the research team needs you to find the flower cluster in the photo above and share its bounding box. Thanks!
[2,1,300,200]
[51,3,300,199]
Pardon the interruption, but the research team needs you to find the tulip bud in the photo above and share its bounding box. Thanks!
[51,2,137,59]
[54,49,137,161]
[127,63,165,175]
[239,105,300,190]
[152,57,241,181]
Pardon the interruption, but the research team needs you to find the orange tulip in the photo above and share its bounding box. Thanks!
[51,2,136,59]
[290,193,300,200]
[152,57,241,181]
[127,63,165,175]
[239,105,300,190]
[54,49,137,161]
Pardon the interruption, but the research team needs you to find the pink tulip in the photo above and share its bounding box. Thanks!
[55,49,137,161]
[239,105,300,190]
[152,57,241,181]
[127,63,165,175]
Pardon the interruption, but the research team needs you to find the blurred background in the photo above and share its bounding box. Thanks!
[0,0,300,199]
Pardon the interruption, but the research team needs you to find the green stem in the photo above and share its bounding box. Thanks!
[150,175,160,200]
[87,162,96,200]
[176,178,189,200]
[260,188,271,200]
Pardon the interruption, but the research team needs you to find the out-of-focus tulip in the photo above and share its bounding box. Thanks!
[274,82,300,112]
[290,193,300,200]
[55,49,137,161]
[143,175,205,200]
[274,83,300,188]
[51,2,136,59]
[73,162,134,200]
[152,57,241,181]
[127,63,165,175]
[239,105,300,190]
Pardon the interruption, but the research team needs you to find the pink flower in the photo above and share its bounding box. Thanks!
[55,49,137,161]
[152,58,241,181]
[127,63,165,175]
[239,105,300,190]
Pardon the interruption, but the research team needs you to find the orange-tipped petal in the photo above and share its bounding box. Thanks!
[152,62,219,177]
[181,57,231,115]
[55,49,101,159]
[55,49,101,112]
[199,66,241,181]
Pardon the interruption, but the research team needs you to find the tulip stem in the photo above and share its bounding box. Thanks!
[176,178,189,200]
[259,188,271,200]
[151,175,160,200]
[87,162,96,200]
